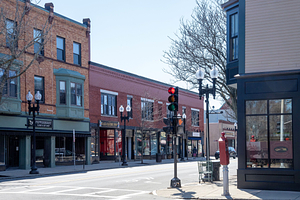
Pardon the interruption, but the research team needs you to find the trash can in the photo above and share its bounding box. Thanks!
[212,160,220,181]
[156,153,162,162]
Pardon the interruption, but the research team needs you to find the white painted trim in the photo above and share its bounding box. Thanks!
[100,89,118,96]
[127,95,133,98]
[158,101,163,104]
[191,108,200,112]
[141,97,154,102]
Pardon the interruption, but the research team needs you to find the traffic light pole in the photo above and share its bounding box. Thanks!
[170,111,181,188]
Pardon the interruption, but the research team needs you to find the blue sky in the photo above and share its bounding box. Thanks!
[37,0,222,108]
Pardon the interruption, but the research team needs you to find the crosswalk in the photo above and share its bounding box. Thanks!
[0,186,151,199]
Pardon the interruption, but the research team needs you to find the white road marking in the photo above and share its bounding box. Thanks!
[0,186,151,199]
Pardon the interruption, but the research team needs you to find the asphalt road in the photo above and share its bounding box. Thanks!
[0,158,237,200]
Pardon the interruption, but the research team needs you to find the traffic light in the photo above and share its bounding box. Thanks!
[168,87,178,111]
[177,118,184,135]
[163,117,173,133]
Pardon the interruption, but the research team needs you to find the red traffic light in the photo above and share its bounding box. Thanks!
[168,87,175,94]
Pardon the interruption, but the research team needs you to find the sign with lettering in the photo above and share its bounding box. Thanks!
[99,120,119,128]
[28,119,52,128]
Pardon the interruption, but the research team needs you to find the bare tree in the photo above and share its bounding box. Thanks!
[0,0,52,103]
[131,91,165,164]
[162,0,237,119]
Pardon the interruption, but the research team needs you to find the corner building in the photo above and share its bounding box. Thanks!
[223,0,300,191]
[89,62,204,162]
[0,0,91,170]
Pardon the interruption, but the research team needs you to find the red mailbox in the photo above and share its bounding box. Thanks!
[219,132,229,165]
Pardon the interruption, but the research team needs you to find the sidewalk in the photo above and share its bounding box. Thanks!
[155,176,300,199]
[0,158,300,199]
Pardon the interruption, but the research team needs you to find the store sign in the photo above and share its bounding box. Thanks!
[192,132,200,137]
[99,120,119,128]
[28,119,52,128]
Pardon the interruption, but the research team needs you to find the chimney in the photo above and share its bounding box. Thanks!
[45,3,54,24]
[83,18,91,37]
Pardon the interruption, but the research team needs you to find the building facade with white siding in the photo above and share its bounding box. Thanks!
[223,0,300,191]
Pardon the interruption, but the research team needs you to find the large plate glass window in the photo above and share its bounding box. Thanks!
[246,99,293,169]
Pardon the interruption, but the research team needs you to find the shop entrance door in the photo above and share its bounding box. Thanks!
[8,136,19,167]
[127,137,132,160]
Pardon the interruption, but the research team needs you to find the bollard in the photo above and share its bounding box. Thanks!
[222,165,229,196]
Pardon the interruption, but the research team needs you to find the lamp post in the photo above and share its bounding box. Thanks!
[181,113,186,161]
[26,90,42,174]
[196,66,218,161]
[119,105,131,166]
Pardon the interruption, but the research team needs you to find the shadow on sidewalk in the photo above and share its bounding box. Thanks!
[172,187,197,199]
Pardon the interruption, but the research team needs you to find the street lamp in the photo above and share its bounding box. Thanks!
[119,105,131,166]
[26,90,42,174]
[181,113,186,161]
[196,66,218,161]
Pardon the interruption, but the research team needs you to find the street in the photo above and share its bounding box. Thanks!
[0,158,237,200]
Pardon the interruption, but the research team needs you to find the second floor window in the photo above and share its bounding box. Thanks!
[230,13,238,61]
[101,93,117,116]
[192,110,199,126]
[59,81,66,104]
[6,19,17,48]
[158,103,163,118]
[71,82,82,106]
[56,37,65,61]
[73,42,81,65]
[34,76,44,103]
[0,69,17,98]
[33,29,44,56]
[141,99,153,121]
[127,96,133,118]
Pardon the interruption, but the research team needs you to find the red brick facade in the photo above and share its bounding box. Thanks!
[89,62,204,133]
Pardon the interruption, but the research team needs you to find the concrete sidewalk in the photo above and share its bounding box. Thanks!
[0,158,300,199]
[155,176,300,199]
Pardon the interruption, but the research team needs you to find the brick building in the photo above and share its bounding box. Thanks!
[89,62,204,162]
[0,0,91,170]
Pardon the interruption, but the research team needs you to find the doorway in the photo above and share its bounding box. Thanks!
[8,136,19,167]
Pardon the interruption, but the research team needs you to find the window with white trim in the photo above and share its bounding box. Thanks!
[101,93,117,116]
[191,109,199,126]
[141,98,153,120]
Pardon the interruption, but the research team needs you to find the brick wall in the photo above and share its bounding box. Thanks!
[1,0,90,118]
[89,63,204,132]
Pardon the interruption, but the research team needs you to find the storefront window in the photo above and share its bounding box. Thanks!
[90,128,99,162]
[100,129,115,157]
[246,99,293,169]
[116,130,122,157]
[136,130,142,156]
[151,132,157,155]
[167,134,173,155]
[160,132,167,155]
[144,132,150,156]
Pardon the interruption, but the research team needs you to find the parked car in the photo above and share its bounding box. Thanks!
[215,147,237,159]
